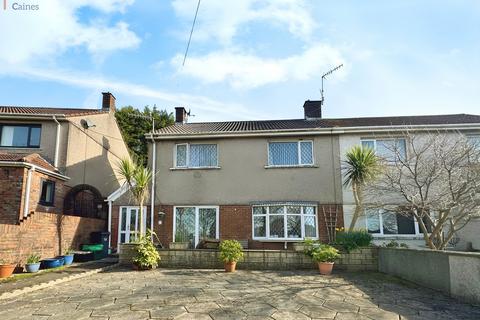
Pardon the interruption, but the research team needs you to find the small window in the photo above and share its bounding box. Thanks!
[361,138,406,162]
[467,135,480,149]
[268,140,314,166]
[0,124,41,148]
[174,143,218,168]
[39,180,55,206]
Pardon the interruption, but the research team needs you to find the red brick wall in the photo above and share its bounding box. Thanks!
[110,203,344,251]
[0,167,24,224]
[0,167,106,265]
[0,213,106,265]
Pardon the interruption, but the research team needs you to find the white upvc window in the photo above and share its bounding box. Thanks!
[252,204,318,240]
[365,208,423,236]
[361,138,406,162]
[267,140,314,167]
[174,143,218,168]
[173,206,219,248]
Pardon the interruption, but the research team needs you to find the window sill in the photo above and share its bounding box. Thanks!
[252,238,318,242]
[170,166,221,171]
[372,235,424,240]
[264,165,317,169]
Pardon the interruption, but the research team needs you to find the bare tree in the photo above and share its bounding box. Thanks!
[365,130,480,250]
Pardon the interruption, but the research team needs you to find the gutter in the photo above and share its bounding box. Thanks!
[146,123,480,140]
[0,161,70,181]
[52,116,61,168]
[0,113,67,121]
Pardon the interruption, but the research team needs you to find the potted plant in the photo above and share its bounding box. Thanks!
[219,240,244,272]
[62,248,75,265]
[132,230,161,270]
[25,254,41,273]
[0,259,16,278]
[312,244,340,275]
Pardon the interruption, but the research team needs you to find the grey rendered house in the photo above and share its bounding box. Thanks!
[109,100,480,251]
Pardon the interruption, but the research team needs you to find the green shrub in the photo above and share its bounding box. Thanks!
[26,254,41,264]
[133,230,161,269]
[335,229,373,252]
[383,240,409,248]
[312,245,340,263]
[219,240,244,263]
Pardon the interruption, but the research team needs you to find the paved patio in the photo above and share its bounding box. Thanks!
[0,268,479,320]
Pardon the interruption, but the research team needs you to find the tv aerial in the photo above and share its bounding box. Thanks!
[321,64,343,103]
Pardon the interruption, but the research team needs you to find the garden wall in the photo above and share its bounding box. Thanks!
[378,248,480,305]
[119,245,378,271]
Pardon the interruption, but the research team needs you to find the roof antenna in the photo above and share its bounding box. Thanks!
[321,64,343,104]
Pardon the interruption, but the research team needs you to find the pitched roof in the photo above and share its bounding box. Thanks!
[0,106,107,117]
[0,153,57,171]
[154,114,480,136]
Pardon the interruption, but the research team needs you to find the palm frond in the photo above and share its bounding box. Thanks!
[343,146,381,188]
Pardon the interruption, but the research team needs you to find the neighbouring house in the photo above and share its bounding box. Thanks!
[108,100,480,252]
[0,92,131,263]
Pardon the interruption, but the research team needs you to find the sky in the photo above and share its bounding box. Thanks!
[0,0,479,122]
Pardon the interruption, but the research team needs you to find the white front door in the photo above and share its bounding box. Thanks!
[118,206,147,245]
[173,206,219,248]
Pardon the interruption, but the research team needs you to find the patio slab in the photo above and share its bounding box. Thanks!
[0,267,479,319]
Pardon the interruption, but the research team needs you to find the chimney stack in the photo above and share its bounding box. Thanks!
[303,100,322,120]
[102,92,116,112]
[175,107,189,124]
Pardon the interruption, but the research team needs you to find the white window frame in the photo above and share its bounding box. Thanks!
[267,140,314,167]
[174,143,218,168]
[252,204,319,241]
[365,209,421,237]
[117,206,149,251]
[361,138,407,162]
[172,205,220,247]
[467,134,480,149]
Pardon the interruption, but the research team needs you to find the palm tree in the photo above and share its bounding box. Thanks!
[343,146,381,231]
[116,158,152,237]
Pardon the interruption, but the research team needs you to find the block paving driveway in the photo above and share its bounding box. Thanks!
[1,268,479,320]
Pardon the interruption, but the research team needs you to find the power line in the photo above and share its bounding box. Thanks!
[182,0,201,66]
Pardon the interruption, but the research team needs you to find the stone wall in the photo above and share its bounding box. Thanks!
[119,244,378,271]
[379,248,480,305]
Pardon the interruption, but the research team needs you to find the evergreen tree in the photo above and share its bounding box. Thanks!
[115,105,174,165]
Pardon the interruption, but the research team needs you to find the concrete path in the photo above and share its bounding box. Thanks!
[0,258,117,299]
[0,268,478,319]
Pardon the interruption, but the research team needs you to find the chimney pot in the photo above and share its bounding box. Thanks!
[175,107,189,123]
[303,100,322,120]
[102,92,116,112]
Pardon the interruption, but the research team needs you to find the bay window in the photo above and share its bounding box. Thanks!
[252,204,318,240]
[0,124,41,148]
[175,143,218,168]
[268,140,313,166]
[361,138,406,161]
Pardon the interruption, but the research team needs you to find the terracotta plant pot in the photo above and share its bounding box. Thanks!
[224,261,237,272]
[0,264,16,278]
[318,262,334,275]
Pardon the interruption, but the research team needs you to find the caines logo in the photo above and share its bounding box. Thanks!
[3,0,40,11]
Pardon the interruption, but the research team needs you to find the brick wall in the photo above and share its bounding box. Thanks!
[110,204,345,251]
[0,166,106,265]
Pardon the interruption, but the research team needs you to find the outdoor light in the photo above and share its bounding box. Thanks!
[158,211,166,225]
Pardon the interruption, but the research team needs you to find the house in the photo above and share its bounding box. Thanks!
[0,93,131,263]
[107,100,480,252]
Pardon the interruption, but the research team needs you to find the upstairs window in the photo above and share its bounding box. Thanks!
[268,141,313,166]
[0,124,41,148]
[361,138,406,162]
[467,135,480,149]
[175,143,218,168]
[39,180,55,206]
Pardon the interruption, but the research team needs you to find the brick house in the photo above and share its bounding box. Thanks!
[0,93,131,263]
[107,101,480,252]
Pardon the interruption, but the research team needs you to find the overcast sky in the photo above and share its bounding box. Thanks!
[0,0,479,122]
